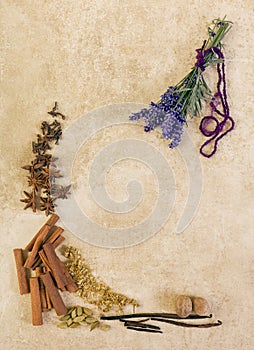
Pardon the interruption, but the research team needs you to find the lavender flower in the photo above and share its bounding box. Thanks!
[161,116,184,148]
[129,86,185,148]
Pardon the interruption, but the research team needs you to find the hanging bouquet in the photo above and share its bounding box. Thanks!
[129,17,234,158]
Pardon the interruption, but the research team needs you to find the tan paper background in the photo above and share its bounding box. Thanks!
[1,1,253,349]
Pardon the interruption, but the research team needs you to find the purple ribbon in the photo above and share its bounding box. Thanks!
[195,43,234,158]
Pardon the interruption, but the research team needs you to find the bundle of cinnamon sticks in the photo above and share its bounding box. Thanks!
[13,214,78,326]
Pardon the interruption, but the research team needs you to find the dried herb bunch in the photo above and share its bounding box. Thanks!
[129,17,234,157]
[20,102,71,215]
[64,246,139,313]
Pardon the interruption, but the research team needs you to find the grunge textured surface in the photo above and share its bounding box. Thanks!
[0,1,253,349]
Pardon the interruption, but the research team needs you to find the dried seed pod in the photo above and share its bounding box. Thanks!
[100,324,111,331]
[86,317,97,324]
[69,322,79,328]
[175,295,192,318]
[57,322,67,329]
[67,307,75,315]
[73,315,86,323]
[66,318,73,327]
[83,307,93,316]
[71,308,77,319]
[192,297,211,316]
[90,321,100,331]
[59,314,70,321]
[77,305,83,316]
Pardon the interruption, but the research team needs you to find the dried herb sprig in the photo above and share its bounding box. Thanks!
[20,103,71,215]
[175,17,233,119]
[129,17,234,156]
[63,245,138,313]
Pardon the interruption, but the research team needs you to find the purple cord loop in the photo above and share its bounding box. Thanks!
[195,40,207,71]
[196,45,234,158]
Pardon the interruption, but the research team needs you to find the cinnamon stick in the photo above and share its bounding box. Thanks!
[25,214,59,251]
[42,267,52,310]
[29,277,43,325]
[43,242,68,290]
[52,235,65,249]
[25,225,51,269]
[45,288,52,310]
[13,248,29,295]
[35,267,48,312]
[38,250,51,272]
[40,272,67,316]
[31,235,65,269]
[46,226,64,245]
[59,261,78,293]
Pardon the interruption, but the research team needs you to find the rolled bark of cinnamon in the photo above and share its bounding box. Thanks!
[38,250,51,272]
[46,226,64,245]
[40,272,67,316]
[35,267,49,312]
[59,262,78,293]
[13,248,29,295]
[31,235,65,270]
[43,242,68,291]
[25,225,51,269]
[52,235,65,249]
[25,214,59,251]
[29,277,43,325]
[42,267,52,310]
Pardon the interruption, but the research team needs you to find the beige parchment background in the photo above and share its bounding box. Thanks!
[0,1,254,349]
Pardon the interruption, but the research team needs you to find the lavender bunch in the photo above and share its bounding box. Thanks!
[129,17,232,149]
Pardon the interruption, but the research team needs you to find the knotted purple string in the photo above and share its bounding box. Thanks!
[195,43,234,158]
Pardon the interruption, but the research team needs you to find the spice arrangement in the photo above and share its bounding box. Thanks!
[13,217,222,333]
[129,17,234,157]
[13,17,231,333]
[13,214,77,325]
[63,246,138,313]
[20,102,71,216]
[100,295,221,333]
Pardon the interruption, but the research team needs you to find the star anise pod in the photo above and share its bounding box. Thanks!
[43,167,62,183]
[40,195,55,216]
[51,184,71,199]
[20,190,36,212]
[21,160,44,174]
[27,173,44,192]
[34,154,58,168]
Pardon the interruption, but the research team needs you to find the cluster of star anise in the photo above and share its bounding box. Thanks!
[20,103,71,216]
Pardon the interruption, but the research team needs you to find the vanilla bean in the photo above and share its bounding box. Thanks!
[123,320,160,330]
[151,317,222,328]
[126,326,163,334]
[101,313,212,321]
[120,318,149,323]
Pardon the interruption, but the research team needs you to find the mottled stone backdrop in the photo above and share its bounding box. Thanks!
[1,1,253,349]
